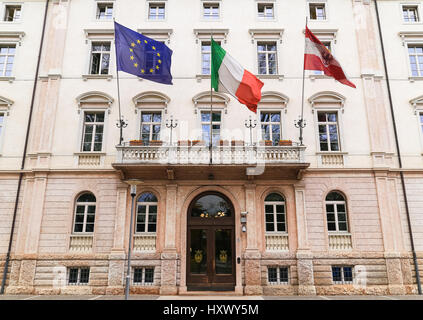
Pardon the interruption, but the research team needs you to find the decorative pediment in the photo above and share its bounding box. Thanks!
[192,91,230,114]
[194,29,229,43]
[0,32,25,46]
[133,91,170,113]
[76,91,114,112]
[258,91,289,112]
[137,29,173,44]
[84,29,114,44]
[302,29,338,42]
[0,96,14,115]
[308,91,346,112]
[248,29,284,43]
[398,31,423,46]
[410,95,423,114]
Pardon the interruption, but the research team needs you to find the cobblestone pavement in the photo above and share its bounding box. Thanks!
[1,295,423,300]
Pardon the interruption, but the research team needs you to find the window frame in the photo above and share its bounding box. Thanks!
[0,112,5,154]
[136,193,158,234]
[72,193,97,234]
[316,110,341,152]
[0,44,16,77]
[200,40,221,75]
[401,4,422,24]
[264,193,287,234]
[95,1,114,21]
[202,2,220,20]
[331,266,353,284]
[200,109,222,147]
[67,267,90,285]
[147,1,166,21]
[407,44,423,77]
[80,111,106,153]
[88,41,111,75]
[257,2,275,21]
[132,267,155,286]
[267,266,289,285]
[325,192,349,233]
[259,110,282,146]
[140,110,163,143]
[257,41,278,75]
[2,3,22,22]
[308,1,328,21]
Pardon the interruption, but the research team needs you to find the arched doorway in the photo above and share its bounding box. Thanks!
[186,192,236,291]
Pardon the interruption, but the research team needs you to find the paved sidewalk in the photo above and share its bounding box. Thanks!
[1,295,423,300]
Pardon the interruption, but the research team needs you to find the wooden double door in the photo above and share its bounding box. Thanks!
[186,192,236,291]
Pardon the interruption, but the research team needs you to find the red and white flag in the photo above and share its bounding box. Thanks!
[304,26,356,88]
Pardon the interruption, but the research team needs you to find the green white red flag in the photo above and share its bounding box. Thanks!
[211,39,264,113]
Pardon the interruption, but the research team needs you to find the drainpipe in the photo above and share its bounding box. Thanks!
[0,0,50,294]
[373,0,422,294]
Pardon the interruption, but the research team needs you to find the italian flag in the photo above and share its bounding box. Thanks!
[211,39,264,113]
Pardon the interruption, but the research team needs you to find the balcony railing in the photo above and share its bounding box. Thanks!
[116,143,306,165]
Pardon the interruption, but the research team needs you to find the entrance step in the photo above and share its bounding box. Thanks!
[180,291,240,296]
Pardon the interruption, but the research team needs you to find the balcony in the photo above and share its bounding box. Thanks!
[112,141,309,181]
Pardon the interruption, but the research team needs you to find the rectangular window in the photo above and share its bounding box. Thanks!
[68,267,90,285]
[96,2,114,20]
[258,3,274,19]
[309,3,326,20]
[81,112,105,152]
[420,113,423,134]
[149,3,165,20]
[133,267,154,285]
[257,42,277,75]
[90,42,111,75]
[268,266,289,285]
[140,111,162,144]
[203,3,219,19]
[317,111,340,151]
[332,266,353,284]
[201,110,221,146]
[201,41,220,75]
[0,45,16,77]
[260,111,281,146]
[0,113,4,140]
[403,6,419,22]
[314,41,331,75]
[408,45,423,77]
[3,5,21,22]
[136,201,157,233]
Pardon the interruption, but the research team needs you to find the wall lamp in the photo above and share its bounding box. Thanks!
[240,211,248,232]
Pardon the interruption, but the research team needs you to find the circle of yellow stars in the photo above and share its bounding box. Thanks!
[129,38,162,75]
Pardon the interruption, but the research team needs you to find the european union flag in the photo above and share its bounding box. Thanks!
[114,21,173,85]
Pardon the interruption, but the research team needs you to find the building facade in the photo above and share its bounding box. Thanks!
[0,0,423,295]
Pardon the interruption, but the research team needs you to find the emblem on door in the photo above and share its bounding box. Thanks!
[219,250,228,263]
[194,250,203,263]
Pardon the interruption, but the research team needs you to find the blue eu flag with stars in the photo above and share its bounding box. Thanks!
[114,22,173,85]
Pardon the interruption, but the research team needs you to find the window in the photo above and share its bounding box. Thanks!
[73,193,96,233]
[96,2,113,20]
[81,112,104,152]
[264,193,286,233]
[257,42,277,75]
[313,41,331,75]
[141,111,162,144]
[3,5,21,22]
[258,3,274,20]
[317,111,340,151]
[0,45,16,77]
[403,6,419,22]
[136,193,158,233]
[408,45,423,77]
[332,266,353,284]
[325,191,348,232]
[89,42,111,75]
[133,267,154,285]
[420,112,423,134]
[260,111,281,145]
[68,267,90,285]
[203,2,219,19]
[309,3,326,20]
[201,110,221,146]
[201,41,220,75]
[268,266,289,284]
[148,2,165,20]
[0,113,4,140]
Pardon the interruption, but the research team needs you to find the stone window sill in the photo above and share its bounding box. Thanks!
[0,77,15,83]
[82,74,113,81]
[409,76,423,82]
[256,74,284,81]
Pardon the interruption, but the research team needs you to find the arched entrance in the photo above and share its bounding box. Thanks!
[186,192,236,291]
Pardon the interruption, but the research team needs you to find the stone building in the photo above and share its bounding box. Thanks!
[0,0,422,296]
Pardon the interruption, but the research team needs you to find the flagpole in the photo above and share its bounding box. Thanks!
[114,19,126,146]
[296,17,308,146]
[209,33,213,165]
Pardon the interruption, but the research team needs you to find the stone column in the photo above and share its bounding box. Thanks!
[160,184,178,295]
[243,183,262,295]
[107,184,128,295]
[294,184,316,295]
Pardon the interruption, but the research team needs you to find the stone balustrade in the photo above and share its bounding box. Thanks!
[69,235,93,252]
[265,233,289,251]
[328,233,353,250]
[133,234,157,251]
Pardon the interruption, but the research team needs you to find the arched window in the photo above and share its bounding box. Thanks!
[325,191,348,232]
[73,193,96,233]
[136,192,158,233]
[264,193,286,232]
